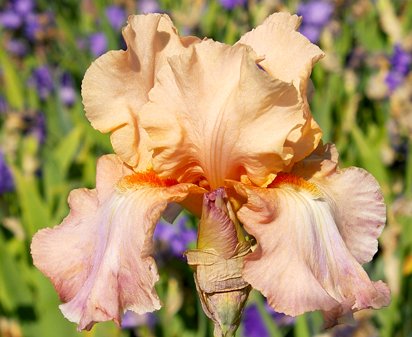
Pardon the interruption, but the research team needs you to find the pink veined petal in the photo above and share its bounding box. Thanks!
[140,39,317,188]
[317,167,386,265]
[31,155,203,330]
[82,14,200,170]
[95,154,133,200]
[234,180,390,324]
[291,143,386,264]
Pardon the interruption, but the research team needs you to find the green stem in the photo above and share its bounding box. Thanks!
[405,137,412,197]
[197,295,208,337]
[294,315,310,337]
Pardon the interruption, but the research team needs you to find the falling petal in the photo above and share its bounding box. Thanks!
[235,170,389,324]
[31,155,203,330]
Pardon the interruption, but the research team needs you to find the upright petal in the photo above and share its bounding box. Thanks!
[237,12,324,164]
[82,14,199,170]
[237,12,323,90]
[291,141,339,179]
[234,177,389,324]
[140,40,317,188]
[31,155,203,330]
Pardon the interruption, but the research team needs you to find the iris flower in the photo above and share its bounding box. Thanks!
[31,12,389,334]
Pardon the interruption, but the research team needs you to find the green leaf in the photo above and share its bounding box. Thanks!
[312,73,342,142]
[43,126,82,207]
[354,9,385,52]
[0,233,32,312]
[294,315,310,337]
[405,139,412,197]
[54,126,83,177]
[351,125,389,192]
[12,168,51,236]
[0,45,25,109]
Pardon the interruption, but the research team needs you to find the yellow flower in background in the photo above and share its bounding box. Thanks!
[31,12,390,335]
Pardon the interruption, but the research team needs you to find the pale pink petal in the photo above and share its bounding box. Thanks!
[140,40,319,188]
[234,181,389,322]
[94,154,134,199]
[82,14,199,170]
[31,155,202,330]
[316,167,386,265]
[291,143,386,264]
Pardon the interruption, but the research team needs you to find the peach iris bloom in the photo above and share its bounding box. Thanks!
[31,13,390,331]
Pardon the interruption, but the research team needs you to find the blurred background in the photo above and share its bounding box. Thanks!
[0,0,411,336]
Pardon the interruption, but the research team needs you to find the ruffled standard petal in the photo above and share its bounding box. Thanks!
[237,12,324,165]
[290,141,339,179]
[31,155,203,330]
[234,177,389,324]
[82,14,199,170]
[237,12,324,90]
[140,40,318,188]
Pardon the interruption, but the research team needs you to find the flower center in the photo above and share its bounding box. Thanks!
[197,187,245,258]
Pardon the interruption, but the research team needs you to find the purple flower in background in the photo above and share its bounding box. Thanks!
[299,0,333,25]
[243,304,270,337]
[105,5,126,30]
[6,39,28,56]
[385,45,412,92]
[0,10,22,29]
[29,65,53,100]
[0,95,7,114]
[24,112,47,144]
[24,13,41,40]
[299,25,322,44]
[0,0,55,42]
[0,152,14,194]
[243,303,295,337]
[59,73,76,107]
[385,72,404,92]
[297,0,333,43]
[264,303,295,326]
[332,325,357,337]
[121,311,156,329]
[391,45,412,74]
[154,216,197,258]
[32,112,47,144]
[219,0,247,10]
[89,32,108,57]
[12,0,34,17]
[138,0,160,14]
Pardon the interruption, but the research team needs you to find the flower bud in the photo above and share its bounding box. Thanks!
[186,188,252,337]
